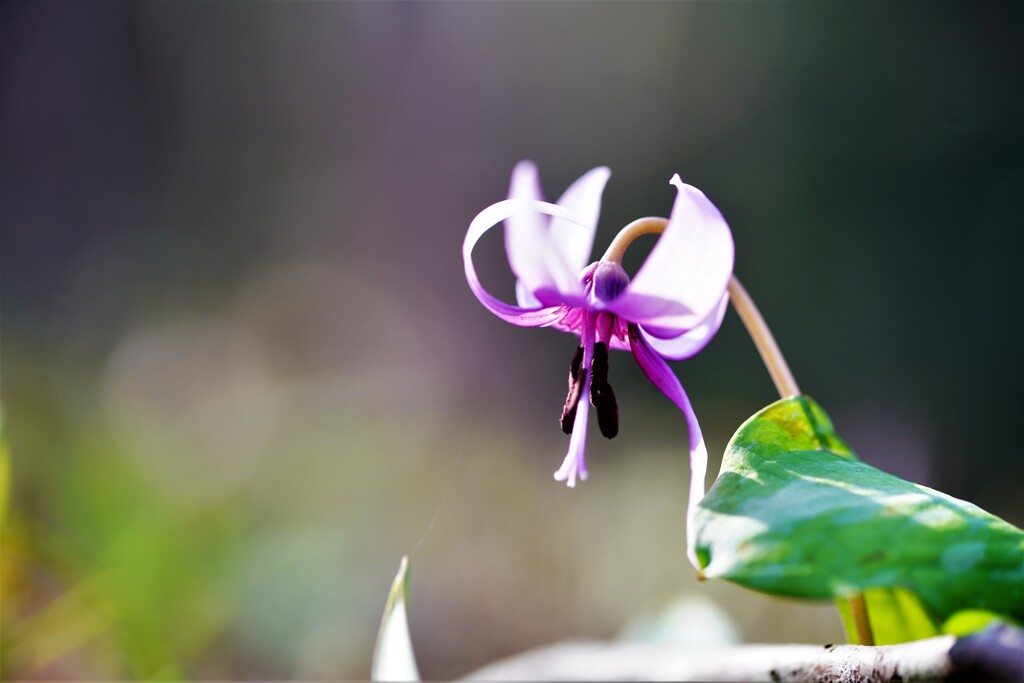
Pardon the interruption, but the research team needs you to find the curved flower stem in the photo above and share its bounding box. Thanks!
[726,276,800,399]
[603,217,801,400]
[601,217,668,264]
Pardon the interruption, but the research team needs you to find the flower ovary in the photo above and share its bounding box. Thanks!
[592,262,630,303]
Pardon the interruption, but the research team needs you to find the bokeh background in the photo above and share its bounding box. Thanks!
[3,1,1023,679]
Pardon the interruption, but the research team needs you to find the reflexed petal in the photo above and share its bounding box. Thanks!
[504,161,550,299]
[629,324,708,570]
[641,291,730,360]
[464,198,583,326]
[549,305,585,337]
[550,166,611,274]
[610,176,734,331]
[515,280,543,309]
[503,162,587,304]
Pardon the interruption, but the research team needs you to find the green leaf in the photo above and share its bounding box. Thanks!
[693,396,1024,643]
[372,556,420,682]
[941,609,1018,637]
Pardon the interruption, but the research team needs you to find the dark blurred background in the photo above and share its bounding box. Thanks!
[2,1,1023,679]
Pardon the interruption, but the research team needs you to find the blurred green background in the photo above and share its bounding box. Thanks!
[2,1,1023,679]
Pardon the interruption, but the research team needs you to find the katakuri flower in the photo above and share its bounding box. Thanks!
[462,162,734,559]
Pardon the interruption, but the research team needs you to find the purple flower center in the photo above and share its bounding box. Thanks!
[591,261,630,303]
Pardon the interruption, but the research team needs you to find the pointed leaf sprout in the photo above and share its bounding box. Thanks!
[372,556,420,682]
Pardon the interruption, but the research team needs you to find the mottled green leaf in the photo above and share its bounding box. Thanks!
[372,556,420,682]
[693,396,1024,642]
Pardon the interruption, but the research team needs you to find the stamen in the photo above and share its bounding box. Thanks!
[560,346,585,433]
[590,342,619,438]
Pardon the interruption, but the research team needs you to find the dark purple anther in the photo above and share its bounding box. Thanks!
[560,343,618,439]
[561,346,585,433]
[590,342,619,438]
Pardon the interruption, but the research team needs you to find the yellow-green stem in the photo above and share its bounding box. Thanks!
[601,217,668,264]
[849,594,875,646]
[726,276,800,398]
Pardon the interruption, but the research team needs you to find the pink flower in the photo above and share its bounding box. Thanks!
[462,162,733,552]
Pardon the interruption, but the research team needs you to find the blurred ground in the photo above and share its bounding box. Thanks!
[2,1,1023,679]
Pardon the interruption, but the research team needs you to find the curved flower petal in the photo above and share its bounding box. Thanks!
[503,162,596,305]
[641,290,730,360]
[609,176,734,332]
[549,166,611,274]
[515,279,543,309]
[628,323,708,571]
[464,198,585,326]
[505,161,550,307]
